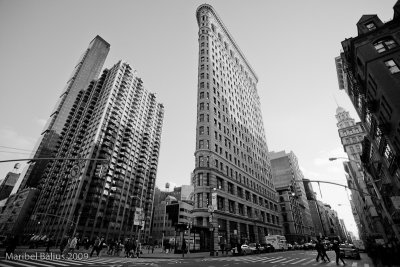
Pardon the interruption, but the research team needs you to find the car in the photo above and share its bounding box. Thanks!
[260,243,275,253]
[240,244,254,255]
[339,244,361,260]
[303,242,316,250]
[287,244,293,250]
[248,243,260,253]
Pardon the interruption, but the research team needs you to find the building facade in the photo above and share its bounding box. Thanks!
[337,1,400,243]
[0,188,39,239]
[0,171,19,201]
[270,151,314,244]
[17,36,110,191]
[192,4,282,251]
[25,60,164,244]
[335,106,386,242]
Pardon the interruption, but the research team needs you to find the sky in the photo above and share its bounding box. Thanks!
[0,0,397,238]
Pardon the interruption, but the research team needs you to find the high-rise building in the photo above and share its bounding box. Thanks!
[17,36,110,191]
[25,60,164,244]
[335,106,387,243]
[337,1,400,242]
[192,4,281,251]
[270,151,314,243]
[0,171,19,201]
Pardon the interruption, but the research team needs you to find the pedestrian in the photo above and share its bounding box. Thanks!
[60,235,68,255]
[124,238,131,258]
[45,236,52,253]
[332,240,345,265]
[181,239,187,258]
[90,236,101,257]
[321,241,331,262]
[151,244,155,253]
[220,237,226,255]
[68,234,78,254]
[316,239,329,262]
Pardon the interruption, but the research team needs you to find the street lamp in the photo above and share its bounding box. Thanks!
[161,197,169,253]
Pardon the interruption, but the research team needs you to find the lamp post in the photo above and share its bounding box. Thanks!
[208,187,217,256]
[329,157,400,242]
[161,197,169,253]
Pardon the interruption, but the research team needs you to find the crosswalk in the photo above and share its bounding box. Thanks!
[0,257,182,267]
[202,255,371,266]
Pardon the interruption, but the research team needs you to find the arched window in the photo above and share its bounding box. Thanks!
[374,37,397,53]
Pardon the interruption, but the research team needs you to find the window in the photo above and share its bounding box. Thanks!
[197,173,203,186]
[217,196,225,210]
[199,140,204,149]
[228,182,234,194]
[199,114,204,122]
[217,177,224,190]
[199,126,204,135]
[374,38,397,53]
[385,59,400,74]
[365,22,376,31]
[238,204,244,215]
[228,200,235,213]
[197,193,203,208]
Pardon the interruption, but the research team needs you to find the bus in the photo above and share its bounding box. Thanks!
[264,235,288,251]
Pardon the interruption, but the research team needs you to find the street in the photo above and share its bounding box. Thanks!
[0,250,376,267]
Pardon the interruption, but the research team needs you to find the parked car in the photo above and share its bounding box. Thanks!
[287,244,293,250]
[303,243,316,250]
[240,244,254,255]
[339,244,361,260]
[248,243,259,254]
[260,243,275,253]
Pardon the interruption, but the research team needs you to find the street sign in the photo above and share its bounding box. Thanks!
[70,164,81,179]
[208,205,214,213]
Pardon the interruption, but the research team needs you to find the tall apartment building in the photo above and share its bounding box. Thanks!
[337,1,400,242]
[25,60,164,244]
[17,36,110,191]
[192,4,281,251]
[270,151,314,243]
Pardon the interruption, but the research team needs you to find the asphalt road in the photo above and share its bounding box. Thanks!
[0,250,375,267]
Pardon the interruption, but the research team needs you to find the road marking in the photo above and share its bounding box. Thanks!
[352,262,358,267]
[42,259,73,266]
[0,262,15,267]
[302,259,316,265]
[261,257,281,262]
[281,258,299,263]
[290,258,308,264]
[270,258,288,263]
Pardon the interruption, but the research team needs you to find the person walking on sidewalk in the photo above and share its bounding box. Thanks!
[90,236,101,257]
[332,240,346,265]
[181,239,187,258]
